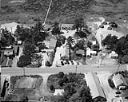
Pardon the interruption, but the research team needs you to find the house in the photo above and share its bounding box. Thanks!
[60,24,74,30]
[112,74,128,89]
[109,51,118,58]
[86,48,97,56]
[54,89,64,96]
[4,49,14,56]
[95,22,125,49]
[1,22,19,34]
[85,72,107,101]
[3,46,14,56]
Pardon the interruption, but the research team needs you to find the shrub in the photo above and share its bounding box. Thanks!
[108,78,115,89]
[45,61,52,67]
[121,55,128,64]
[17,55,31,67]
[58,79,64,87]
[58,72,64,78]
[50,85,55,92]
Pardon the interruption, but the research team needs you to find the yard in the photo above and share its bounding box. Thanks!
[47,72,92,102]
[4,75,43,101]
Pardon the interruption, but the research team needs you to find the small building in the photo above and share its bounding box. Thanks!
[109,51,118,58]
[54,89,64,96]
[4,46,14,56]
[112,74,128,89]
[85,72,107,101]
[16,40,22,45]
[1,22,19,34]
[60,24,74,30]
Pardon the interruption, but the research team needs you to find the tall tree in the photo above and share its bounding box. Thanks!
[23,43,36,56]
[56,35,66,47]
[51,22,61,35]
[67,36,75,60]
[74,39,87,64]
[0,29,15,47]
[73,17,84,31]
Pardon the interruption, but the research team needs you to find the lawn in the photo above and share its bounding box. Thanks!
[4,75,43,101]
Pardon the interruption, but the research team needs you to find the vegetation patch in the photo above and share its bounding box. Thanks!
[102,34,128,64]
[47,72,92,102]
[116,71,128,84]
[4,75,43,101]
[10,75,43,90]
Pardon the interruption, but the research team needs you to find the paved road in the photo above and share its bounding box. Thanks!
[1,64,127,76]
[97,72,116,102]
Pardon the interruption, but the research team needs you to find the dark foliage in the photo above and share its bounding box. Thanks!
[23,43,36,55]
[0,29,15,47]
[58,72,65,78]
[102,34,118,50]
[52,22,61,35]
[108,78,115,89]
[50,85,55,92]
[17,55,31,67]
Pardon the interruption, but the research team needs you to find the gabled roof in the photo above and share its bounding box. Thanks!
[85,72,106,99]
[112,74,127,88]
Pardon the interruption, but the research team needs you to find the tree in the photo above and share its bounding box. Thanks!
[58,72,65,78]
[79,86,92,102]
[73,18,84,31]
[38,43,48,51]
[115,36,126,56]
[52,22,61,35]
[64,83,76,98]
[17,55,31,67]
[102,34,118,50]
[75,31,87,38]
[50,85,55,92]
[119,55,128,64]
[32,21,49,44]
[23,43,36,55]
[55,35,66,47]
[15,25,30,42]
[58,79,64,87]
[74,39,87,64]
[0,29,15,47]
[67,36,75,60]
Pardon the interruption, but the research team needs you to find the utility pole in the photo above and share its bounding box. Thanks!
[43,0,53,25]
[75,64,78,73]
[23,67,25,76]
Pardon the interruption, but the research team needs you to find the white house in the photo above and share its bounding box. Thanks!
[1,22,19,34]
[4,46,14,56]
[112,74,127,89]
[54,89,64,96]
[109,51,118,58]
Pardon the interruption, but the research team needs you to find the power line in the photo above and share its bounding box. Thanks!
[43,0,53,25]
